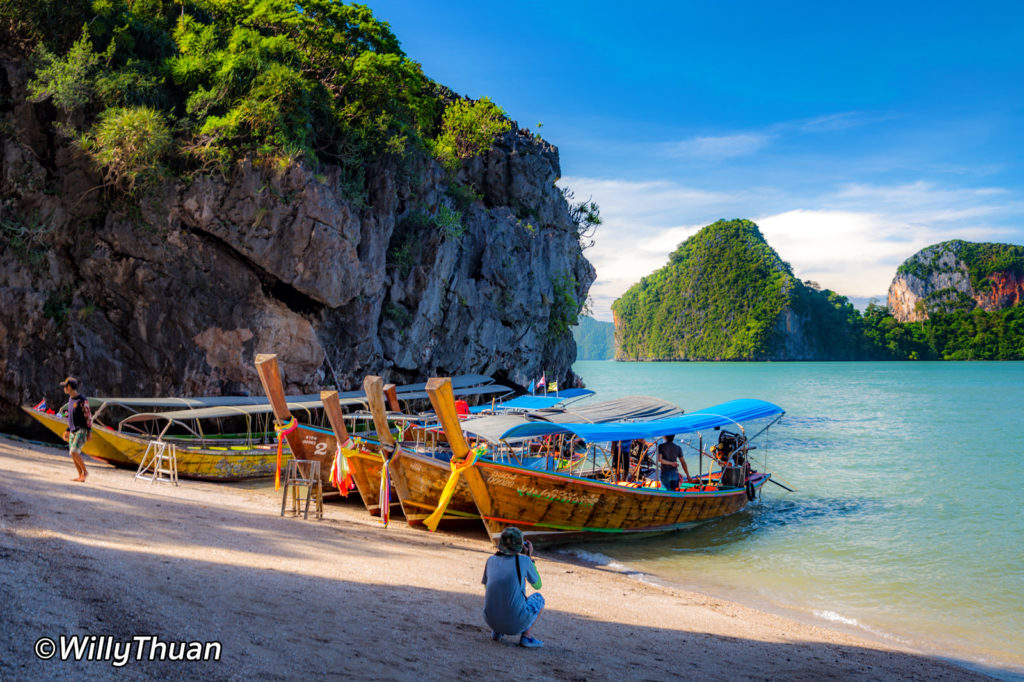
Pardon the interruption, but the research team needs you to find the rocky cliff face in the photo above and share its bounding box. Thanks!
[887,241,1024,322]
[0,57,594,426]
[612,219,868,360]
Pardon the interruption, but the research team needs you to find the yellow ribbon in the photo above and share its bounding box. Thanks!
[423,445,486,532]
[273,417,298,491]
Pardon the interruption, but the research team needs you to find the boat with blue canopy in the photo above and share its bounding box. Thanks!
[385,394,683,529]
[423,378,785,546]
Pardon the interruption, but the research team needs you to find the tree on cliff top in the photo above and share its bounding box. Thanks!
[433,97,512,170]
[9,0,514,194]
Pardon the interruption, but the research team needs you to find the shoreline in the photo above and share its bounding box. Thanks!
[554,546,1023,682]
[0,436,997,680]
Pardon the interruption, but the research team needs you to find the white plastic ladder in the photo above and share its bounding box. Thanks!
[134,440,179,486]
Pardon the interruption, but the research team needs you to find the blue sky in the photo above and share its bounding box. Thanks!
[364,1,1024,320]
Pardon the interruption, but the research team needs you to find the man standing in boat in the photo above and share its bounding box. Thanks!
[60,377,92,482]
[482,527,544,648]
[657,434,690,491]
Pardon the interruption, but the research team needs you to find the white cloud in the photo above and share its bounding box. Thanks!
[665,133,772,160]
[560,177,740,321]
[563,176,1020,321]
[755,210,918,297]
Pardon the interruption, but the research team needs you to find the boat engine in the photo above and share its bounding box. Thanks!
[717,430,749,489]
[716,430,746,466]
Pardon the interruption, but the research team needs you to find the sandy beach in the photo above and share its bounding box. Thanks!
[0,436,988,681]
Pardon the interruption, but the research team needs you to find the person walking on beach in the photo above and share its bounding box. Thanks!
[482,527,544,648]
[658,434,690,491]
[60,377,92,482]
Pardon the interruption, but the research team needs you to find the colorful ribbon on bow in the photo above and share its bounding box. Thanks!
[273,417,298,491]
[423,444,487,532]
[378,454,391,527]
[330,442,355,496]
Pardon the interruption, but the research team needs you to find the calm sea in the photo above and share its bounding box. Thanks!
[570,360,1024,678]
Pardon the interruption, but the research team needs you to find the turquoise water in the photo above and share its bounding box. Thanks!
[570,361,1024,677]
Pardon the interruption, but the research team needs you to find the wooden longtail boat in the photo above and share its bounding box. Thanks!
[254,354,403,516]
[22,403,289,480]
[425,378,785,546]
[386,446,480,528]
[344,375,406,518]
[22,369,506,482]
[386,396,684,530]
[255,354,346,489]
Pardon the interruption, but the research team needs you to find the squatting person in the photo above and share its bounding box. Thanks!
[482,526,544,648]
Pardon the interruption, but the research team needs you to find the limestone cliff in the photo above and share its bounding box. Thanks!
[887,240,1024,322]
[0,57,594,426]
[612,219,869,360]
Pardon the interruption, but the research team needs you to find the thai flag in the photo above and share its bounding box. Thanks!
[538,373,546,394]
[33,398,46,411]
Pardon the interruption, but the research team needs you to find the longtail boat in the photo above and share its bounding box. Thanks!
[424,377,785,546]
[386,395,684,530]
[22,368,507,482]
[255,354,349,491]
[254,355,407,517]
[22,402,300,480]
[321,374,405,518]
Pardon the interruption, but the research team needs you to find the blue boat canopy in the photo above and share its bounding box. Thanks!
[497,398,784,442]
[468,388,595,414]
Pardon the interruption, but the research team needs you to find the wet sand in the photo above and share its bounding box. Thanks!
[0,436,990,680]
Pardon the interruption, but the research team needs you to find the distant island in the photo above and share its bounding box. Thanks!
[572,316,615,360]
[611,219,1024,361]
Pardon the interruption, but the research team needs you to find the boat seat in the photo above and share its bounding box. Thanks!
[280,459,323,520]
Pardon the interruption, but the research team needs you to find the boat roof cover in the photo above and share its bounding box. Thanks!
[90,373,497,408]
[498,398,784,442]
[119,398,369,425]
[467,388,595,414]
[116,383,511,425]
[389,385,512,402]
[460,395,683,443]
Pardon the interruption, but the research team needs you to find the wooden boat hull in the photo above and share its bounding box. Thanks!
[22,405,289,480]
[343,443,402,517]
[388,446,481,528]
[289,423,341,487]
[466,459,769,545]
[98,428,287,480]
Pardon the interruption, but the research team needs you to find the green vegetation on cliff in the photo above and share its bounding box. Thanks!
[612,219,868,360]
[862,303,1024,360]
[613,221,1024,361]
[2,0,510,194]
[897,239,1024,293]
[572,316,614,360]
